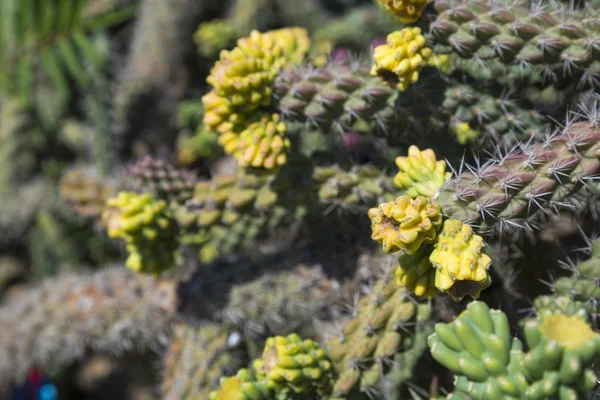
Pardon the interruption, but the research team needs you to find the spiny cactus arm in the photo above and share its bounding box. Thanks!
[274,63,398,135]
[435,119,600,234]
[442,82,545,148]
[0,266,177,392]
[123,156,197,204]
[326,274,429,398]
[161,322,248,400]
[427,0,600,90]
[221,263,348,340]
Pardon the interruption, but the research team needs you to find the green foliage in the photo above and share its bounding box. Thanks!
[0,0,137,105]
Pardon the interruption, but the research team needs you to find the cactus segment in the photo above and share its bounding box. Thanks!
[429,219,492,301]
[377,0,430,23]
[102,192,179,275]
[428,0,600,89]
[125,156,197,204]
[194,19,239,59]
[436,120,600,233]
[253,333,334,396]
[327,278,425,397]
[428,301,528,399]
[371,28,433,91]
[368,195,443,254]
[393,145,452,198]
[395,244,437,298]
[274,64,397,133]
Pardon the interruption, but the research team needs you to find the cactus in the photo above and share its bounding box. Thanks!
[253,333,334,396]
[274,64,398,133]
[436,119,600,234]
[102,192,179,275]
[429,300,600,399]
[428,0,600,90]
[326,276,427,398]
[222,263,345,339]
[161,322,247,400]
[0,267,176,391]
[124,156,197,204]
[443,83,545,147]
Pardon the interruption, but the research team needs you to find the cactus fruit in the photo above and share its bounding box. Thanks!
[371,28,433,91]
[393,145,452,198]
[102,192,179,275]
[368,195,443,254]
[327,277,424,397]
[253,333,334,396]
[429,219,492,301]
[428,0,600,89]
[162,323,246,400]
[0,267,176,391]
[194,19,239,59]
[125,156,197,203]
[443,83,545,147]
[209,368,272,400]
[435,120,600,234]
[521,313,600,398]
[202,28,310,139]
[395,244,437,298]
[236,113,290,170]
[376,0,430,23]
[58,169,116,219]
[274,64,397,133]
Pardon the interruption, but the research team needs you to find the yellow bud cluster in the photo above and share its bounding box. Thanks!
[377,0,430,23]
[102,192,178,275]
[452,121,482,144]
[429,219,492,301]
[254,333,334,396]
[371,27,432,91]
[368,195,443,254]
[236,113,290,170]
[394,145,452,198]
[202,28,310,147]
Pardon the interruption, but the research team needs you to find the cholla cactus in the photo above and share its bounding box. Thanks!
[236,113,290,170]
[103,192,179,275]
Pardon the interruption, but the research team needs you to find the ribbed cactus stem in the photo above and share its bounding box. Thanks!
[428,0,600,89]
[435,120,600,233]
